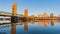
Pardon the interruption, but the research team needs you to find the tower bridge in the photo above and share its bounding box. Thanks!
[0,3,29,23]
[0,3,60,23]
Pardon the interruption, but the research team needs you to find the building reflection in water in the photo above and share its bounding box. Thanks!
[30,20,34,24]
[11,23,16,34]
[38,20,49,26]
[50,20,54,26]
[50,20,57,26]
[44,20,49,26]
[38,20,59,26]
[24,22,28,31]
[10,20,60,34]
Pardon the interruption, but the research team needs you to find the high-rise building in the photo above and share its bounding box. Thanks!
[50,13,54,18]
[12,3,17,16]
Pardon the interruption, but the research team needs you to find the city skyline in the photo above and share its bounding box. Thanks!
[0,0,60,16]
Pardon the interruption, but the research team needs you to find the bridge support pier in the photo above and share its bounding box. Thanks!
[11,16,18,23]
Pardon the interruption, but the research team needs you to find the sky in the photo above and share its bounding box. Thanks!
[0,0,60,16]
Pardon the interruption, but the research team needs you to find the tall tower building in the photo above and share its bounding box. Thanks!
[24,9,28,17]
[50,13,54,18]
[12,3,17,16]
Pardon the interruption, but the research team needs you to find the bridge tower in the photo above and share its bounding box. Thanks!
[24,9,28,21]
[11,3,18,23]
[24,9,28,17]
[12,3,17,16]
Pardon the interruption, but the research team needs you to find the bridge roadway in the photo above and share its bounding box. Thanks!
[0,14,60,23]
[0,14,28,22]
[0,14,12,17]
[0,14,60,19]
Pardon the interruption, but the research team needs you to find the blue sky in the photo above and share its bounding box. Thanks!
[0,0,60,16]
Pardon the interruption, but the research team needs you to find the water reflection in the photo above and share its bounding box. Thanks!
[0,20,60,34]
[11,23,16,34]
[50,20,55,26]
[38,20,59,26]
[24,22,28,31]
[29,20,34,24]
[38,20,49,26]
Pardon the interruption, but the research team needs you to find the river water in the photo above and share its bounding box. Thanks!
[0,20,60,34]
